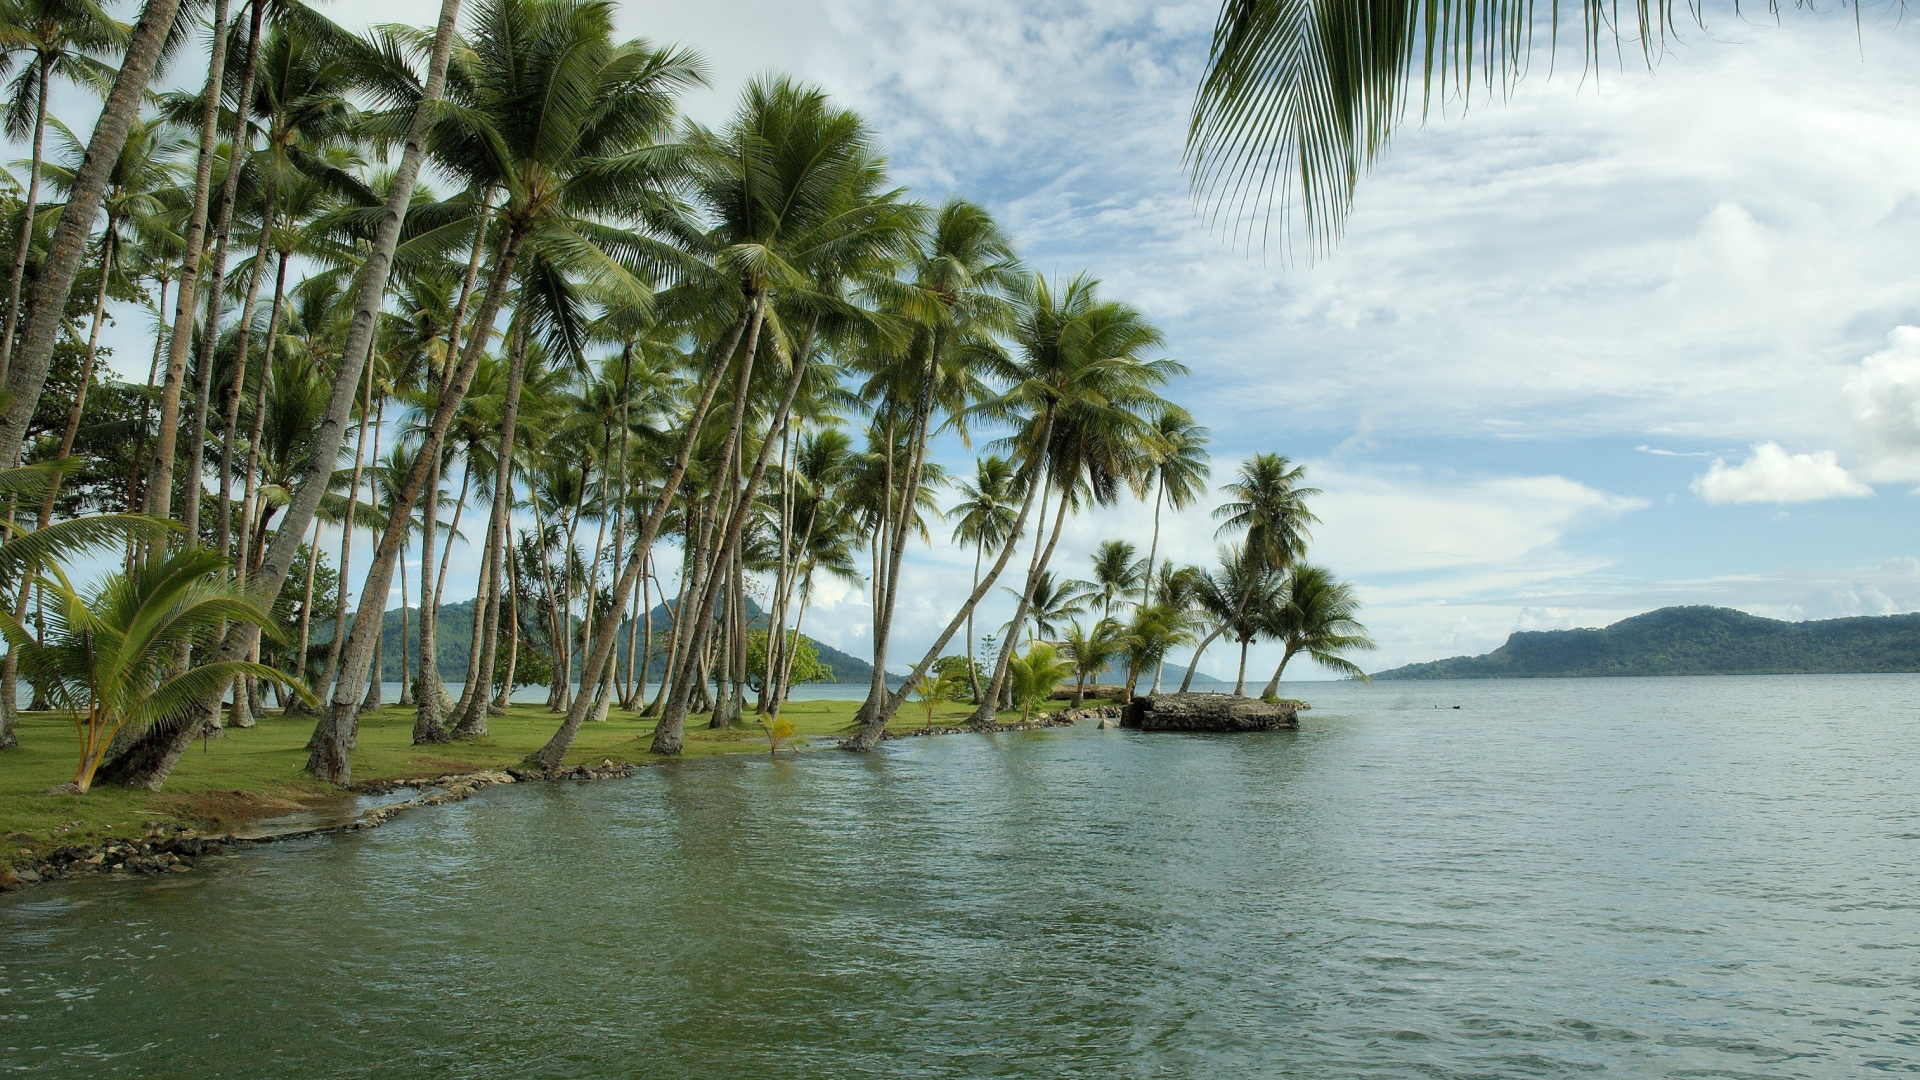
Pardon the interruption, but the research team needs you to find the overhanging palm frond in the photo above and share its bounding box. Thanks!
[1188,0,1727,251]
[0,513,178,573]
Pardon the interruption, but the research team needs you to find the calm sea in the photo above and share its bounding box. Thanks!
[4,674,1917,1077]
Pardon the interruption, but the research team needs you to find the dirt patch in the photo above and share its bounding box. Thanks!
[160,790,309,830]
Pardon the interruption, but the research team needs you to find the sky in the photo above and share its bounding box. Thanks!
[55,0,1920,682]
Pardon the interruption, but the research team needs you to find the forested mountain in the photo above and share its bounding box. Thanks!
[329,601,879,685]
[1374,606,1920,680]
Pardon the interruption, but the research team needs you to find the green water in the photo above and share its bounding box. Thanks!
[5,675,1918,1077]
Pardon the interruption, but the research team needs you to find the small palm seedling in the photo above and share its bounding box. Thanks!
[2,548,310,793]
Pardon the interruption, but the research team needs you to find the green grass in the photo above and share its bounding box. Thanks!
[0,696,1039,868]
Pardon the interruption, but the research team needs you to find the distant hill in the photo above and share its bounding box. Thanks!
[1373,606,1920,680]
[345,598,883,685]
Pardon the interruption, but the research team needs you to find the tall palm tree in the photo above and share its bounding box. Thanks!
[945,453,1017,702]
[1140,403,1209,605]
[636,76,921,760]
[0,0,125,380]
[1256,565,1375,697]
[959,272,1178,730]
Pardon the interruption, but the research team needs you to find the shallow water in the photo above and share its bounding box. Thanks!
[5,674,1918,1078]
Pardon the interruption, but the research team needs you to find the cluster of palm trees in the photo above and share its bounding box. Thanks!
[1014,453,1374,713]
[3,0,1369,795]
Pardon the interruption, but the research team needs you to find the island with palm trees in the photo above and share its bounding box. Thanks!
[0,0,1378,870]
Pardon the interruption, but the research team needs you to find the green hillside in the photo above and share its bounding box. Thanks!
[1373,605,1920,680]
[332,599,880,685]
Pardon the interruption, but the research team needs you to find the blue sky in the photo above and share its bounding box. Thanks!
[59,0,1920,680]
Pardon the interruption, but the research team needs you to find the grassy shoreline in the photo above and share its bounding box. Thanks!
[1,699,1060,869]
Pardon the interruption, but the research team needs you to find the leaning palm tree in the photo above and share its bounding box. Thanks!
[1256,564,1376,698]
[1187,0,1750,250]
[0,548,306,793]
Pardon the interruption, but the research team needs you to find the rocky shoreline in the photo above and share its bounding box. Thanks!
[2,716,1126,894]
[0,759,651,894]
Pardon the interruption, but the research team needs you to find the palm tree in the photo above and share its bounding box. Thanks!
[1080,539,1144,622]
[1060,616,1122,707]
[962,272,1179,730]
[0,548,303,793]
[0,0,125,380]
[1120,602,1193,697]
[639,76,921,759]
[1140,404,1209,605]
[1178,546,1280,696]
[0,0,202,471]
[1014,568,1084,644]
[851,197,1019,728]
[945,454,1017,702]
[1007,640,1073,723]
[1256,565,1375,698]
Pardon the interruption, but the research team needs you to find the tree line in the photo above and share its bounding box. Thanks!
[0,0,1370,796]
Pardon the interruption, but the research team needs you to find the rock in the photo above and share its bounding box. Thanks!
[168,864,192,873]
[0,869,20,891]
[1121,693,1298,732]
[1095,717,1119,729]
[16,869,41,883]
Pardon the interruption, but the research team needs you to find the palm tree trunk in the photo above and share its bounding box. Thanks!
[412,441,449,742]
[0,55,52,383]
[125,275,168,516]
[316,361,375,707]
[451,505,495,713]
[0,0,194,468]
[454,312,531,737]
[1234,636,1250,696]
[641,300,768,756]
[971,477,1071,729]
[184,0,266,552]
[219,183,276,565]
[237,252,287,589]
[1259,646,1297,700]
[1143,477,1164,608]
[397,544,413,706]
[141,0,234,524]
[1180,628,1225,693]
[304,214,524,782]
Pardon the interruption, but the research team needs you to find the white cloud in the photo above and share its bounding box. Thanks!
[1690,442,1873,504]
[1845,325,1920,483]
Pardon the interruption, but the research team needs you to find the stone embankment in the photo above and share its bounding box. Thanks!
[880,704,1120,740]
[1122,694,1298,732]
[0,760,647,893]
